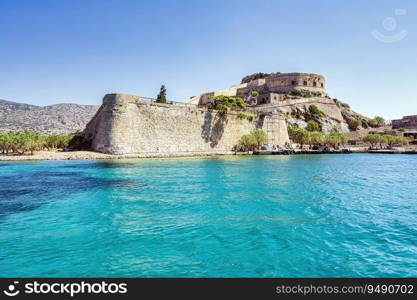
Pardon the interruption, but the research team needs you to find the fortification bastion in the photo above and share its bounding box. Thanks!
[81,93,289,155]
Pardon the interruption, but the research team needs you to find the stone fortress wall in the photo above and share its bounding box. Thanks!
[83,94,290,155]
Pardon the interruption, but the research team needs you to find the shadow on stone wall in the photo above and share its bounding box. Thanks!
[200,111,228,148]
[210,113,228,147]
[201,112,213,143]
[256,114,265,129]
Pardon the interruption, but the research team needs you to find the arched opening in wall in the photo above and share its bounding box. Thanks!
[321,83,324,88]
[303,81,308,86]
[291,81,296,85]
[313,82,317,87]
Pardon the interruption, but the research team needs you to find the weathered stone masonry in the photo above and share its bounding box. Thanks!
[83,94,289,155]
[392,115,417,130]
[189,72,327,107]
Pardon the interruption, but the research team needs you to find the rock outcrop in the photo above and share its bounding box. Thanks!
[278,97,350,133]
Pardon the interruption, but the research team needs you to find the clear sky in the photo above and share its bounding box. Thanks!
[0,0,416,120]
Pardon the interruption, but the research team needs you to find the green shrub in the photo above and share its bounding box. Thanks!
[368,119,378,128]
[368,116,385,128]
[212,95,247,112]
[364,134,409,149]
[288,126,310,148]
[363,134,389,149]
[362,134,381,149]
[308,131,325,148]
[383,135,409,147]
[348,119,362,131]
[290,89,322,98]
[374,116,385,126]
[361,120,369,129]
[252,129,268,149]
[238,129,268,151]
[239,134,257,151]
[324,132,348,149]
[308,104,326,119]
[394,136,409,146]
[237,113,254,122]
[306,120,322,132]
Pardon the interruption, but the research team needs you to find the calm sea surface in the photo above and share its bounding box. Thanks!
[0,154,416,277]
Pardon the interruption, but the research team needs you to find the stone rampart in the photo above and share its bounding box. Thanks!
[83,94,289,155]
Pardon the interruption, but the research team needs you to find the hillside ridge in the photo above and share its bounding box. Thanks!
[0,98,99,135]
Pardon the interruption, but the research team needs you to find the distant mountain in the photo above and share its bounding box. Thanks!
[0,99,99,135]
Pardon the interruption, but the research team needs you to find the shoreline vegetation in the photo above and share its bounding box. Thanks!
[0,128,416,161]
[0,131,73,155]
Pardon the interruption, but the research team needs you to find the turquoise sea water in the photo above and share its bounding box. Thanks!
[0,154,416,277]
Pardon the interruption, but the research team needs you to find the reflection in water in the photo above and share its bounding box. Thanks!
[0,163,147,218]
[63,161,138,169]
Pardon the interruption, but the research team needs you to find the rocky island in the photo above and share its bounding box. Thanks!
[1,72,416,160]
[73,72,380,156]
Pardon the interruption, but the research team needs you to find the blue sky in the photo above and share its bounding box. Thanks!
[0,0,416,120]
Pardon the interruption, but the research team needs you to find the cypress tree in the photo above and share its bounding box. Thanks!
[156,85,167,103]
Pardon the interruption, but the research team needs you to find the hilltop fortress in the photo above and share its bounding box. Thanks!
[80,72,363,156]
[189,72,327,106]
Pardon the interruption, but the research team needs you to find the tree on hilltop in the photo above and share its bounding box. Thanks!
[156,85,167,103]
[374,116,385,126]
[369,116,385,128]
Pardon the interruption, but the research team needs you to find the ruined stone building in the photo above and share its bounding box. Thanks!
[392,115,417,139]
[392,115,417,130]
[188,72,327,107]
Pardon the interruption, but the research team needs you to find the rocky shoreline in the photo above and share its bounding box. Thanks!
[0,148,416,162]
